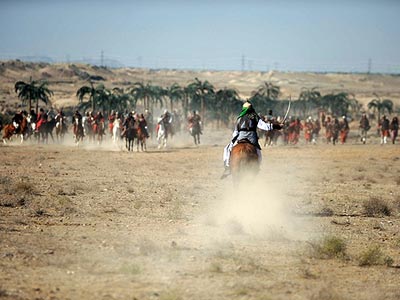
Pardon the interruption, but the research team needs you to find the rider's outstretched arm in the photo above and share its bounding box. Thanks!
[257,119,283,131]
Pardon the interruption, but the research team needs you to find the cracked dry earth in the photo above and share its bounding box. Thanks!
[0,132,399,300]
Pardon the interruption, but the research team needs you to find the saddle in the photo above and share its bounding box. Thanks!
[237,138,252,145]
[236,138,261,150]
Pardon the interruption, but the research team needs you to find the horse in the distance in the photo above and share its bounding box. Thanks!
[2,124,16,144]
[92,119,105,145]
[2,116,29,144]
[55,116,67,143]
[37,117,56,144]
[125,119,137,151]
[189,120,201,145]
[136,125,147,152]
[156,118,167,149]
[230,140,260,184]
[73,118,85,145]
[112,118,122,144]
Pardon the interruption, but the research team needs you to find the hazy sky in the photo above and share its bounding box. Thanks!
[0,0,399,72]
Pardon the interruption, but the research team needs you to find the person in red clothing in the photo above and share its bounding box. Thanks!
[108,110,116,136]
[379,115,390,145]
[390,116,398,144]
[339,116,349,144]
[36,108,48,132]
[304,117,314,144]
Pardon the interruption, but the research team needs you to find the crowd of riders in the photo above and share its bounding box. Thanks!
[1,107,204,144]
[1,105,398,146]
[258,111,399,146]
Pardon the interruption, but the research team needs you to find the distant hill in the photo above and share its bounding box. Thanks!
[1,60,399,112]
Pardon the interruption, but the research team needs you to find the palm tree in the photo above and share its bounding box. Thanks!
[298,87,321,117]
[367,93,393,121]
[111,87,135,113]
[15,79,36,112]
[320,92,354,117]
[166,83,184,112]
[214,88,241,127]
[255,81,281,100]
[15,78,53,113]
[76,82,106,112]
[130,82,155,111]
[187,78,215,121]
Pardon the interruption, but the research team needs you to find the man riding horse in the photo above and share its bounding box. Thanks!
[72,110,84,143]
[188,110,202,144]
[222,101,283,178]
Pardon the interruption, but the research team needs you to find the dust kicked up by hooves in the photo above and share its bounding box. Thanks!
[201,174,304,241]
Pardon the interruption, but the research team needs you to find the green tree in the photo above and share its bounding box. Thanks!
[166,83,184,112]
[214,88,241,127]
[367,93,393,121]
[15,79,53,113]
[130,82,160,111]
[255,81,281,100]
[187,78,215,121]
[320,92,356,118]
[76,82,107,112]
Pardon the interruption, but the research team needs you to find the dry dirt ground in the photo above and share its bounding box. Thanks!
[0,130,399,300]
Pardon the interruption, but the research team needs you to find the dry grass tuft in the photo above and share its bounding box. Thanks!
[363,197,392,217]
[319,207,334,216]
[358,245,393,267]
[309,235,347,259]
[311,286,346,300]
[300,267,319,279]
[14,181,37,196]
[209,261,223,273]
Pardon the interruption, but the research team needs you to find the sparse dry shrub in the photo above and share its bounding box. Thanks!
[363,197,392,217]
[395,177,400,186]
[14,181,37,196]
[300,267,318,279]
[209,261,223,273]
[311,286,346,300]
[356,166,366,172]
[353,174,365,181]
[319,207,334,216]
[358,245,393,267]
[309,235,347,259]
[0,176,11,185]
[365,177,377,184]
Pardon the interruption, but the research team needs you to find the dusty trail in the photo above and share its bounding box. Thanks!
[0,131,399,300]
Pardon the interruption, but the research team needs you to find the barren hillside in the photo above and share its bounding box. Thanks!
[1,60,400,112]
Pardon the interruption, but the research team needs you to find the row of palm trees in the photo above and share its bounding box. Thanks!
[14,78,395,124]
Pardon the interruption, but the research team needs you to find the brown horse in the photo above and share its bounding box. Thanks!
[2,117,29,144]
[136,126,147,152]
[2,124,16,143]
[230,141,259,183]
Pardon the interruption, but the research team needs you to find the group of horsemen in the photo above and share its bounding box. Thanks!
[257,111,399,146]
[3,108,203,144]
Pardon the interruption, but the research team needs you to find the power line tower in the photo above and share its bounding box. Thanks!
[367,58,372,74]
[241,54,245,71]
[100,50,104,67]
